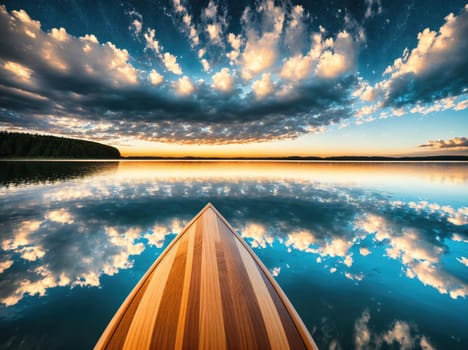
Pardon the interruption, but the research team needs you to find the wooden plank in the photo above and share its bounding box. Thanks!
[95,203,318,350]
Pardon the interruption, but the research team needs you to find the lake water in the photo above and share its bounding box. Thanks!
[0,161,467,349]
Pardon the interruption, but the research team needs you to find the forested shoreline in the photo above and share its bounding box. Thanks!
[0,132,121,159]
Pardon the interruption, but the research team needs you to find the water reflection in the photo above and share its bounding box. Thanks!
[0,161,118,187]
[0,161,467,349]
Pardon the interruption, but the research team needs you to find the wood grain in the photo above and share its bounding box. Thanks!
[94,203,318,350]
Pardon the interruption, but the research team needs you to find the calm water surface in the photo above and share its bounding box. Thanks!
[0,161,467,349]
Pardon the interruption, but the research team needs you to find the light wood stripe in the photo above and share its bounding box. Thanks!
[198,209,227,349]
[95,203,318,350]
[122,240,178,349]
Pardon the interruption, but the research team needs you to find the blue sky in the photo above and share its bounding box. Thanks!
[0,0,467,156]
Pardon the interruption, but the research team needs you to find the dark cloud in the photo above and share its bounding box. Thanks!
[0,5,358,144]
[419,137,468,149]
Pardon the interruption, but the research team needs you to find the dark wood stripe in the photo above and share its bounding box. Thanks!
[104,273,153,349]
[216,217,271,350]
[150,234,189,349]
[258,268,308,350]
[182,221,203,350]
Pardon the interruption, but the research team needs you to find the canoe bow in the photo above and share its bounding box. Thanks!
[95,203,318,350]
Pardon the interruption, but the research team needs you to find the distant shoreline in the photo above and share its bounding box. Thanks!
[2,155,467,162]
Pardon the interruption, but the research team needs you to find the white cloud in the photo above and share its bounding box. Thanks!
[3,61,33,82]
[357,213,468,299]
[316,31,356,79]
[285,230,316,253]
[144,28,182,75]
[201,58,210,72]
[0,6,139,89]
[45,208,74,224]
[279,54,314,81]
[368,6,468,110]
[252,72,273,99]
[284,5,306,53]
[211,67,234,92]
[0,260,13,273]
[241,223,273,248]
[354,309,436,350]
[144,28,161,54]
[149,69,164,85]
[344,254,353,267]
[270,266,281,277]
[354,309,371,350]
[457,257,468,267]
[239,0,285,80]
[241,32,278,80]
[162,52,183,75]
[171,0,200,48]
[359,247,371,256]
[130,19,142,34]
[382,321,414,349]
[174,75,195,96]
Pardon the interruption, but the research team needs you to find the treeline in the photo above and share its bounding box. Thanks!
[0,132,121,159]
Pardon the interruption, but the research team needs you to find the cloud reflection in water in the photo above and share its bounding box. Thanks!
[0,161,466,309]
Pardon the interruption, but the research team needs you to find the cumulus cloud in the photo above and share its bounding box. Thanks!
[419,137,468,149]
[357,211,468,299]
[202,1,227,47]
[252,72,273,99]
[211,67,234,92]
[149,69,164,86]
[369,5,468,110]
[354,309,436,350]
[174,75,195,96]
[0,5,359,144]
[239,0,285,80]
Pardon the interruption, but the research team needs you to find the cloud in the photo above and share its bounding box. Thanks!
[202,1,227,47]
[419,137,468,149]
[371,6,468,109]
[149,69,164,85]
[127,10,143,35]
[354,309,436,350]
[316,31,357,79]
[0,5,360,144]
[170,0,200,48]
[364,0,383,19]
[161,52,183,75]
[284,5,307,53]
[457,257,468,267]
[45,208,74,224]
[144,28,183,75]
[357,211,468,299]
[211,67,234,92]
[226,33,242,65]
[174,75,195,96]
[252,72,273,99]
[239,0,285,80]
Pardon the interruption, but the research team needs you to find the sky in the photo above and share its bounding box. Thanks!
[0,0,467,157]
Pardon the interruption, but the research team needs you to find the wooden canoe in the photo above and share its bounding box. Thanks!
[95,203,318,350]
